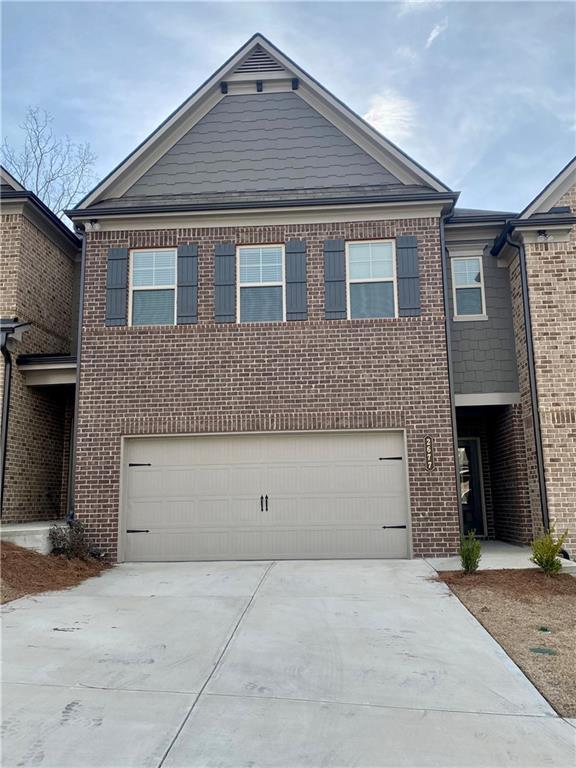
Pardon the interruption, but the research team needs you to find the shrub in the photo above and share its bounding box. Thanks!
[49,521,91,560]
[459,530,482,573]
[531,528,568,575]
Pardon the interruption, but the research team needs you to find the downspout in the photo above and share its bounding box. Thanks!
[67,226,87,523]
[0,335,12,517]
[439,215,462,537]
[505,236,550,532]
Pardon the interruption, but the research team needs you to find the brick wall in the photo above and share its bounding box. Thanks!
[489,404,533,545]
[509,253,542,540]
[523,184,576,553]
[0,211,76,522]
[75,217,461,559]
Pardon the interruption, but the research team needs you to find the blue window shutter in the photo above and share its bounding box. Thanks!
[396,235,420,316]
[105,247,128,326]
[285,239,307,321]
[324,239,346,319]
[177,244,198,324]
[214,243,236,323]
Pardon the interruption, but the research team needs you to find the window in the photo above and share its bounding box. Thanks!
[452,256,486,319]
[238,245,285,322]
[347,241,397,319]
[130,249,176,326]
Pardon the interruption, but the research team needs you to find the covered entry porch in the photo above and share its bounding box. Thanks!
[455,401,536,546]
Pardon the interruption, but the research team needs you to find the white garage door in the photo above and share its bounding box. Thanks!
[122,431,410,562]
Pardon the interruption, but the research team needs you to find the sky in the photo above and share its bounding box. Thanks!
[1,0,575,211]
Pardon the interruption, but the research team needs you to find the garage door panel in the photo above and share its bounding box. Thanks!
[123,432,410,561]
[127,469,164,498]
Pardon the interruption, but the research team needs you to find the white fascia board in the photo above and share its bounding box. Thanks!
[514,222,574,245]
[78,200,449,232]
[455,393,521,406]
[0,166,25,191]
[19,365,76,386]
[520,158,576,218]
[77,34,449,209]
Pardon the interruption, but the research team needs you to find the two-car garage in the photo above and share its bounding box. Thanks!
[121,431,410,562]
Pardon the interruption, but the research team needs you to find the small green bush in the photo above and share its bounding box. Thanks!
[49,521,91,559]
[531,528,568,575]
[459,530,482,573]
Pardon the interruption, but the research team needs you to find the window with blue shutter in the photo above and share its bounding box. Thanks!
[347,241,396,319]
[238,245,285,323]
[130,249,177,326]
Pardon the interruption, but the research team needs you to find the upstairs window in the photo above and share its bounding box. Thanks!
[238,245,285,322]
[130,249,176,326]
[347,241,397,319]
[452,256,486,319]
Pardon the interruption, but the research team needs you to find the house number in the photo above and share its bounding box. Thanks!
[425,435,434,471]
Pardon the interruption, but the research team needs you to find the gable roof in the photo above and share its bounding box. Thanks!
[73,34,451,215]
[1,165,25,192]
[520,156,576,218]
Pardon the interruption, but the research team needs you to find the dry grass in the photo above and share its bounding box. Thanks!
[1,540,110,604]
[439,568,576,717]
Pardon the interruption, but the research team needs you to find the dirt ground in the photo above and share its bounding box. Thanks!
[1,541,110,604]
[439,568,576,718]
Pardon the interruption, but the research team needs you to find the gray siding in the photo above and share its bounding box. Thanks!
[124,92,401,198]
[449,250,519,394]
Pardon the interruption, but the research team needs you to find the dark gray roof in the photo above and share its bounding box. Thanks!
[450,207,518,219]
[88,183,442,213]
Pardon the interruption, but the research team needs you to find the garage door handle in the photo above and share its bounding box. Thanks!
[381,525,407,529]
[127,529,150,533]
[265,495,268,511]
[260,496,264,512]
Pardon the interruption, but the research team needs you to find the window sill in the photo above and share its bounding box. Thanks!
[453,314,488,322]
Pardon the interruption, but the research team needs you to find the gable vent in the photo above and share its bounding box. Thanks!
[234,45,285,74]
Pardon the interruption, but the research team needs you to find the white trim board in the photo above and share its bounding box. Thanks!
[75,34,450,210]
[79,200,450,232]
[455,393,521,406]
[520,157,576,218]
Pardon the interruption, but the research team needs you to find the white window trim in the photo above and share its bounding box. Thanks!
[451,255,487,322]
[236,244,286,323]
[128,248,177,327]
[345,240,398,320]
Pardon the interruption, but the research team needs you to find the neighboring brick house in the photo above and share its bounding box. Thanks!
[1,35,574,561]
[0,166,80,530]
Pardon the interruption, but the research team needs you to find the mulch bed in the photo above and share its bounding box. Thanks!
[438,568,576,717]
[1,541,110,604]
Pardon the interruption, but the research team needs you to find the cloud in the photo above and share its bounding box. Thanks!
[397,0,444,17]
[363,90,417,143]
[425,18,448,48]
[396,45,419,63]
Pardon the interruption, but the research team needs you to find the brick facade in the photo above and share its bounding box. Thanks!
[509,252,543,540]
[0,209,76,522]
[489,404,533,545]
[75,217,461,559]
[522,184,576,553]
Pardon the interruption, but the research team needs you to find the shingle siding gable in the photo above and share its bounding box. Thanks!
[123,92,401,198]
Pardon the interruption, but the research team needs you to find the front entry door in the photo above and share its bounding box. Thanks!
[458,438,486,536]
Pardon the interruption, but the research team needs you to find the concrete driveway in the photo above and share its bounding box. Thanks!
[2,559,574,767]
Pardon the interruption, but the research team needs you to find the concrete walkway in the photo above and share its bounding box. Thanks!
[426,539,576,572]
[2,559,575,767]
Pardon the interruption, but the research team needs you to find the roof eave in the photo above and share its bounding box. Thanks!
[67,191,458,220]
[1,189,81,247]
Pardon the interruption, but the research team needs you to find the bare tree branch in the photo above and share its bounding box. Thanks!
[1,107,96,222]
